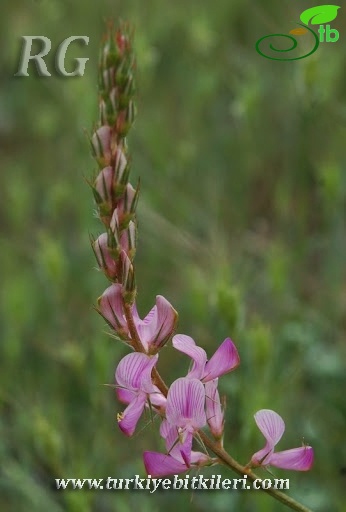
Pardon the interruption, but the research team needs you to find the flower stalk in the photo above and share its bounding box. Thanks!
[88,21,314,512]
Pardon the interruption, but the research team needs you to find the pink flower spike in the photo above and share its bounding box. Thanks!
[203,338,240,383]
[251,409,314,471]
[205,379,224,440]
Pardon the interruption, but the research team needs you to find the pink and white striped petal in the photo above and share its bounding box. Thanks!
[115,353,158,393]
[118,392,148,436]
[143,451,190,477]
[97,283,127,334]
[254,409,285,447]
[269,446,314,471]
[203,338,240,382]
[116,387,135,405]
[135,296,178,351]
[205,379,224,439]
[172,335,207,380]
[166,377,206,430]
[251,409,285,465]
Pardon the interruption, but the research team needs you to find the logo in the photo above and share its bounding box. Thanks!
[256,4,340,60]
[14,36,90,77]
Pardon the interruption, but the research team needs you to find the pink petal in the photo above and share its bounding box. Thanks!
[137,296,178,350]
[148,387,167,408]
[97,283,127,334]
[151,296,178,348]
[166,377,206,430]
[203,338,240,382]
[118,392,147,436]
[251,410,286,466]
[160,419,171,439]
[190,450,211,465]
[161,423,193,466]
[134,304,157,352]
[205,379,224,439]
[172,335,207,380]
[116,387,135,404]
[115,353,158,392]
[254,409,285,447]
[160,420,180,453]
[176,430,193,467]
[269,446,314,471]
[143,451,189,477]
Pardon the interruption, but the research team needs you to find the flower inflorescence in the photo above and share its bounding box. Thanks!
[88,21,313,488]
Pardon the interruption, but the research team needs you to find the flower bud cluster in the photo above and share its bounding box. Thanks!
[90,23,138,307]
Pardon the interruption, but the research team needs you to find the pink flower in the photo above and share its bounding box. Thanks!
[205,379,224,440]
[115,353,165,436]
[143,418,211,477]
[143,378,213,477]
[97,283,178,350]
[251,409,314,471]
[172,334,240,382]
[164,377,206,466]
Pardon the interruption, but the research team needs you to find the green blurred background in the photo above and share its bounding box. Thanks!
[1,0,345,511]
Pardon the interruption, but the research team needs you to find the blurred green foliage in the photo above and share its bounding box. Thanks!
[1,1,345,511]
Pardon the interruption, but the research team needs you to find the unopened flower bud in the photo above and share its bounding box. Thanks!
[119,76,135,109]
[92,233,118,281]
[116,100,137,137]
[113,148,130,198]
[91,125,114,167]
[120,220,137,260]
[117,182,139,229]
[119,251,136,303]
[97,283,129,340]
[92,166,114,224]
